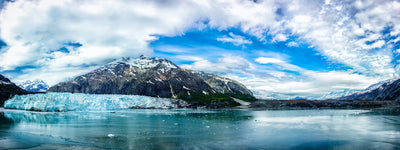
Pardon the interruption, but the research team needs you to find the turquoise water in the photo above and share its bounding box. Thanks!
[0,108,399,149]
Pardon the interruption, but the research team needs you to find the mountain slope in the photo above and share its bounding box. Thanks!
[192,71,253,95]
[339,78,400,100]
[48,56,254,106]
[18,80,49,92]
[0,74,28,107]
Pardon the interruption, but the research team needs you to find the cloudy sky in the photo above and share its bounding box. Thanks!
[0,0,399,99]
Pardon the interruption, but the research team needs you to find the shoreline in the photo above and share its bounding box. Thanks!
[249,99,400,109]
[2,99,400,112]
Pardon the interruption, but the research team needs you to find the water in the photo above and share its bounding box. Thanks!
[0,108,399,150]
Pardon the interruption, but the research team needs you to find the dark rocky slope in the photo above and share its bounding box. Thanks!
[0,74,28,107]
[48,56,255,107]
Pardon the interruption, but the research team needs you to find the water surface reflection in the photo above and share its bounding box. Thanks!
[0,108,399,149]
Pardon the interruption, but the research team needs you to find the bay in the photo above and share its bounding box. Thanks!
[0,108,399,149]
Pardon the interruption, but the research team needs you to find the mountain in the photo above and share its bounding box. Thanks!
[0,74,28,107]
[192,71,253,95]
[314,89,362,100]
[339,78,400,100]
[48,56,255,107]
[18,80,49,92]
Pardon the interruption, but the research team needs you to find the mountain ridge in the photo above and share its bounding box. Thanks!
[18,80,49,92]
[339,78,400,101]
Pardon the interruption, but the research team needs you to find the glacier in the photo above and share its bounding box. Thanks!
[4,93,189,112]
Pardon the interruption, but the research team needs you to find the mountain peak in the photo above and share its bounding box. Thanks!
[18,79,49,92]
[109,56,178,70]
[139,55,149,59]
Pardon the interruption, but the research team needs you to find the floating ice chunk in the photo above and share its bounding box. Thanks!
[4,93,189,112]
[108,134,115,138]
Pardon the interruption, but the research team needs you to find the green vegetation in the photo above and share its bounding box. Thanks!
[177,92,231,103]
[226,93,258,102]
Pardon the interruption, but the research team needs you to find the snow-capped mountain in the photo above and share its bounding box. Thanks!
[48,56,254,106]
[339,78,400,100]
[314,89,362,100]
[18,80,49,92]
[0,74,28,107]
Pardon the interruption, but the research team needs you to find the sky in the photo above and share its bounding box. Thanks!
[0,0,399,99]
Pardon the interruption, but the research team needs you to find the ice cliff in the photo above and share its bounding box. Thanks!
[4,93,189,111]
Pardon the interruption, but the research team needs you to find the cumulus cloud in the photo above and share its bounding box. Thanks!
[216,32,252,46]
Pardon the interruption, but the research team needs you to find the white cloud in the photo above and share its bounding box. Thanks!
[216,32,252,46]
[226,69,379,99]
[272,33,288,42]
[180,55,252,74]
[279,0,400,78]
[287,42,299,47]
[255,57,284,64]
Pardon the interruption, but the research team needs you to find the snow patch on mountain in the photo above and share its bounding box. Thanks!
[108,55,178,70]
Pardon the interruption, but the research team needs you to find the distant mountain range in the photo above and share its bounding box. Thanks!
[18,80,49,92]
[339,78,400,100]
[48,56,255,107]
[0,74,28,107]
[314,89,362,100]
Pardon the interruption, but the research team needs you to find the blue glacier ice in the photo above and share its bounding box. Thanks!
[4,93,189,111]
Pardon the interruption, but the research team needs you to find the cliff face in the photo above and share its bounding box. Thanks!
[0,74,28,107]
[339,78,400,101]
[48,56,254,104]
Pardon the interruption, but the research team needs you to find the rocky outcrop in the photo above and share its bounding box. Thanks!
[48,56,254,105]
[0,74,28,107]
[339,78,400,101]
